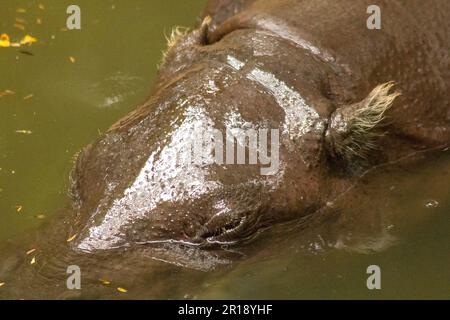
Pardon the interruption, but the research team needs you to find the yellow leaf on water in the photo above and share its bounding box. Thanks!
[69,56,76,63]
[67,234,77,242]
[15,18,27,24]
[117,287,127,293]
[0,89,15,97]
[99,279,111,285]
[0,283,5,288]
[20,35,37,46]
[14,23,26,31]
[35,214,46,219]
[0,34,11,48]
[30,257,36,265]
[38,4,45,10]
[16,8,27,13]
[15,205,23,213]
[26,249,36,255]
[23,94,34,100]
[15,130,33,135]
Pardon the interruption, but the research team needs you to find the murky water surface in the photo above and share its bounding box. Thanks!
[0,0,448,299]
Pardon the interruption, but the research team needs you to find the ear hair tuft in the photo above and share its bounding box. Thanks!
[159,16,212,69]
[326,82,401,162]
[161,26,190,65]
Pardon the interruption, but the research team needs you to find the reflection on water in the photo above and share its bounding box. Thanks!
[0,0,449,299]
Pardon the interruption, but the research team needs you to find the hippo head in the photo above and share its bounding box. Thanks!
[70,19,399,252]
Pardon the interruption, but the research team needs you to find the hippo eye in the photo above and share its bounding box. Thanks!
[325,82,400,163]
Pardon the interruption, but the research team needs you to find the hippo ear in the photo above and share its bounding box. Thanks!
[160,16,212,66]
[325,82,401,162]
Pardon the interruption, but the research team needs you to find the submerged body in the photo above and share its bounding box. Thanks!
[1,0,449,298]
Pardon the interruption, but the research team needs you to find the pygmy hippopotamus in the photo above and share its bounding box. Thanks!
[1,0,449,299]
[71,0,450,250]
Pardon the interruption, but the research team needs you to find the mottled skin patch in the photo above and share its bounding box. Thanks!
[1,0,449,299]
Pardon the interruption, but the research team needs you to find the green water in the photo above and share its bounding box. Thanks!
[1,0,449,299]
[0,0,206,240]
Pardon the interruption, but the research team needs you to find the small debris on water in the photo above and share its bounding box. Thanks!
[20,35,37,46]
[26,248,36,255]
[67,234,77,242]
[326,201,335,208]
[0,34,37,48]
[0,89,15,97]
[0,282,5,288]
[15,205,23,213]
[117,287,128,293]
[0,34,11,47]
[20,50,34,56]
[15,17,27,24]
[14,23,26,31]
[30,256,36,265]
[23,94,34,100]
[99,279,111,285]
[424,200,439,208]
[15,130,33,134]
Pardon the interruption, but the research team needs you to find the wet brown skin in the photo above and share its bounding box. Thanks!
[72,0,450,250]
[1,0,449,299]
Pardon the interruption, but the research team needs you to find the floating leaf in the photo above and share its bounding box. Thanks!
[26,248,36,255]
[67,234,77,242]
[14,23,26,31]
[20,50,34,56]
[35,214,46,219]
[20,35,37,46]
[15,205,23,213]
[16,8,27,13]
[15,130,33,135]
[117,287,128,293]
[0,34,11,48]
[38,4,45,10]
[30,256,36,265]
[0,283,5,288]
[69,56,76,63]
[99,279,111,285]
[15,17,27,24]
[0,89,15,97]
[23,94,34,100]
